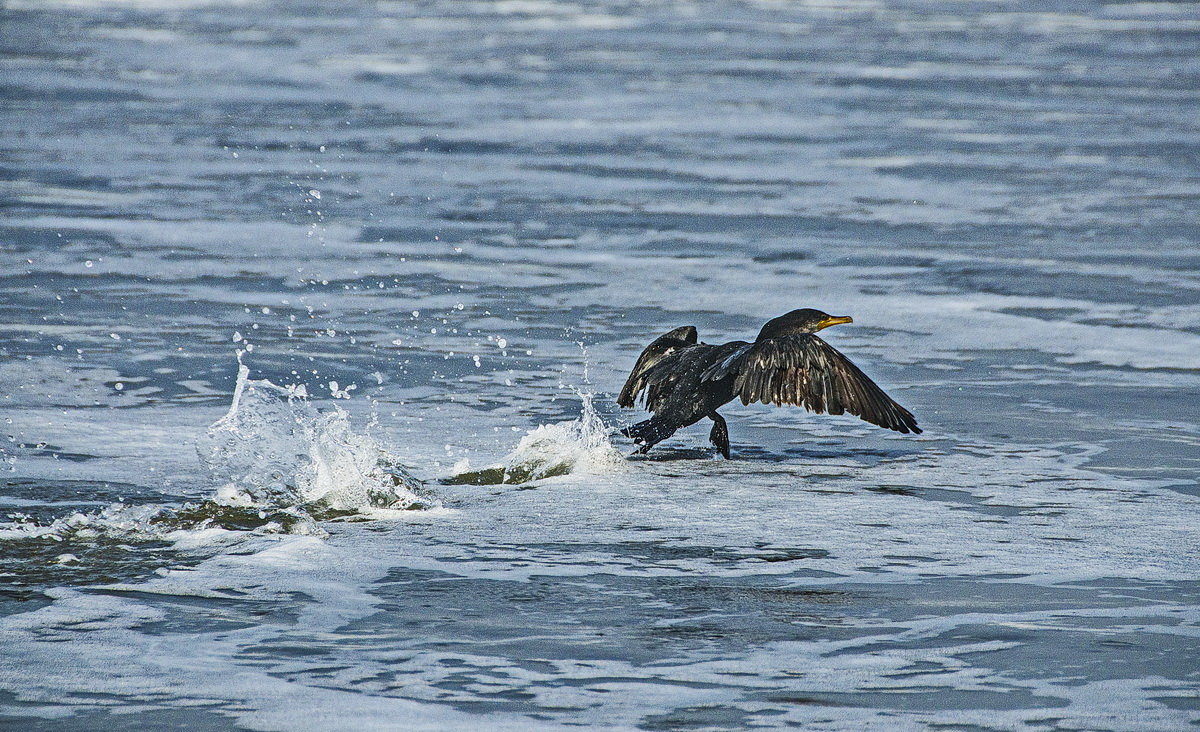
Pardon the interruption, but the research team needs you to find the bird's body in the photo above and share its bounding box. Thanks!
[618,309,920,458]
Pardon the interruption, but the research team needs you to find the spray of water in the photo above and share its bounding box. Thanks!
[1,358,431,549]
[448,351,626,486]
[199,358,428,515]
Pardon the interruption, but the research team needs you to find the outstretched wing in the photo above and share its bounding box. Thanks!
[617,326,698,408]
[703,334,921,434]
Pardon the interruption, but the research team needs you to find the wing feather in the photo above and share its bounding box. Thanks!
[636,344,724,414]
[715,334,921,434]
[617,326,698,409]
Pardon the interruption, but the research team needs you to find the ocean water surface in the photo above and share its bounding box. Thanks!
[2,0,1199,729]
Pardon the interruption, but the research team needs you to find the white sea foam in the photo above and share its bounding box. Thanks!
[0,503,167,542]
[451,390,626,484]
[199,360,427,514]
[503,392,626,481]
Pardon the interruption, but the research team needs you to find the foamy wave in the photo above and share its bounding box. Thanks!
[0,364,432,547]
[199,361,429,514]
[0,497,335,542]
[0,503,167,543]
[449,391,626,485]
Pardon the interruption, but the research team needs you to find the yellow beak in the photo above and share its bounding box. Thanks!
[817,315,853,330]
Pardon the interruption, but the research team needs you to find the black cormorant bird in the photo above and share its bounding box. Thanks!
[617,309,921,458]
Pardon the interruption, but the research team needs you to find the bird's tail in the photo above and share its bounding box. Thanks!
[620,416,676,447]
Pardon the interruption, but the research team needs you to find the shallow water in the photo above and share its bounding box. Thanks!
[2,0,1199,729]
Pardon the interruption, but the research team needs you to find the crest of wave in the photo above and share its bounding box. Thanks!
[452,391,626,485]
[199,362,427,515]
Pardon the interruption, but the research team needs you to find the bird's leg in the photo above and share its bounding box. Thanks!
[708,411,731,459]
[622,416,675,457]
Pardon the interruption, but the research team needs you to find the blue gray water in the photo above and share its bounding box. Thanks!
[2,0,1199,729]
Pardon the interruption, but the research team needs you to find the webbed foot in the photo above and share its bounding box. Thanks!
[708,412,731,459]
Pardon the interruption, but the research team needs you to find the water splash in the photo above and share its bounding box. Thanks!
[448,389,626,485]
[0,361,431,553]
[199,359,428,515]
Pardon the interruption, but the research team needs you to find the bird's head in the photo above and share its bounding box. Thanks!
[756,308,853,341]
